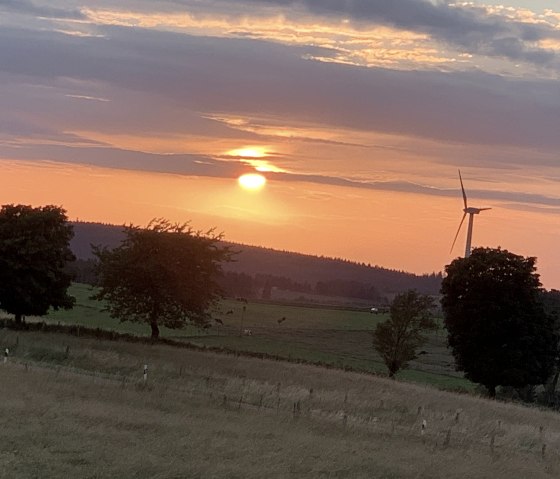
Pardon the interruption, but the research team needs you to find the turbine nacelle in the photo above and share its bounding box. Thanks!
[464,207,491,215]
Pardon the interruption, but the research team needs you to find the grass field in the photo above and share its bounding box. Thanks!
[38,283,470,391]
[0,329,558,478]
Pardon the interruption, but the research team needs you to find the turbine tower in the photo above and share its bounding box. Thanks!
[450,170,491,258]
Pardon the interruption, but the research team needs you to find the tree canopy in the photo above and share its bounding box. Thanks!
[441,247,557,397]
[372,290,436,378]
[93,219,232,339]
[0,204,75,322]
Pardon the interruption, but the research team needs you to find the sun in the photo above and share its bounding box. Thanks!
[238,173,266,191]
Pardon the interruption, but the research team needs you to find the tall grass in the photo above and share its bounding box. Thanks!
[0,329,558,478]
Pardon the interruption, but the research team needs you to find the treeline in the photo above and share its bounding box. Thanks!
[218,272,385,302]
[66,265,387,303]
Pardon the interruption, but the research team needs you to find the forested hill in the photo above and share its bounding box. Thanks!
[223,245,442,295]
[70,222,442,297]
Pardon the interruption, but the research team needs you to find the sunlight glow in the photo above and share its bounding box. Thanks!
[228,147,268,158]
[238,173,267,191]
[245,159,285,173]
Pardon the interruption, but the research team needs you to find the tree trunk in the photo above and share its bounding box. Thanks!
[388,362,397,379]
[547,368,560,406]
[14,313,22,325]
[487,385,496,399]
[150,321,160,341]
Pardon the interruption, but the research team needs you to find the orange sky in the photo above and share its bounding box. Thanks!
[2,1,560,288]
[2,159,560,288]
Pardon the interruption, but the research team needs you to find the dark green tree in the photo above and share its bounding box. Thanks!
[93,219,232,339]
[372,290,436,378]
[0,204,75,323]
[441,247,557,397]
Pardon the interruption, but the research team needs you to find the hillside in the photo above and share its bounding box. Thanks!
[70,222,442,298]
[0,329,558,478]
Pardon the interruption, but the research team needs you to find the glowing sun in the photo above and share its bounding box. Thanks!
[238,173,266,191]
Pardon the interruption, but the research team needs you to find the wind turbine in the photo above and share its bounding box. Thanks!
[450,170,491,258]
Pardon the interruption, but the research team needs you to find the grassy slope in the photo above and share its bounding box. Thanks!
[0,329,558,478]
[41,283,470,390]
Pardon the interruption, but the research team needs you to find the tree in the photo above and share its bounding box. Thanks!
[372,290,436,378]
[441,247,557,397]
[0,204,75,323]
[93,219,232,339]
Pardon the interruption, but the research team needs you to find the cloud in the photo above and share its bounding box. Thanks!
[1,141,558,212]
[0,144,248,178]
[1,24,559,152]
[0,0,86,19]
[268,171,560,210]
[215,0,560,67]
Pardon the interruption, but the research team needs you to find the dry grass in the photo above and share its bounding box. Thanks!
[0,329,559,478]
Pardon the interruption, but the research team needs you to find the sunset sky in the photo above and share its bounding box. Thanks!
[2,1,560,287]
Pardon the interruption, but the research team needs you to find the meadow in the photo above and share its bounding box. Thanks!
[0,328,558,478]
[42,284,470,391]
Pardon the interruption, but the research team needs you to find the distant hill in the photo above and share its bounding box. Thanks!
[70,222,125,259]
[69,222,442,299]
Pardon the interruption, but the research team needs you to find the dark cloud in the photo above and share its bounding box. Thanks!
[229,0,559,67]
[0,25,559,151]
[103,0,560,66]
[0,0,85,19]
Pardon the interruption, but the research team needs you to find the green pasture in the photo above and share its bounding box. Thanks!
[40,283,471,391]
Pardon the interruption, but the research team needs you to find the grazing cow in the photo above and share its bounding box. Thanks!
[277,317,286,324]
[243,329,252,336]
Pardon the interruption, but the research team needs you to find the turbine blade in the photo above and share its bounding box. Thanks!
[479,207,491,211]
[459,169,468,209]
[450,212,467,253]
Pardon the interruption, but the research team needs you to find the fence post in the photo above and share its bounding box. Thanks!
[443,429,451,448]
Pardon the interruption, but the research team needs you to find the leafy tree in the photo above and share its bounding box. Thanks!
[0,204,75,323]
[441,247,557,397]
[372,290,436,378]
[93,219,232,339]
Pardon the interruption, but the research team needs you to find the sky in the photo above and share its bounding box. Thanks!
[2,1,560,287]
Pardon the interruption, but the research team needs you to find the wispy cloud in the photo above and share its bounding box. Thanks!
[65,94,110,102]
